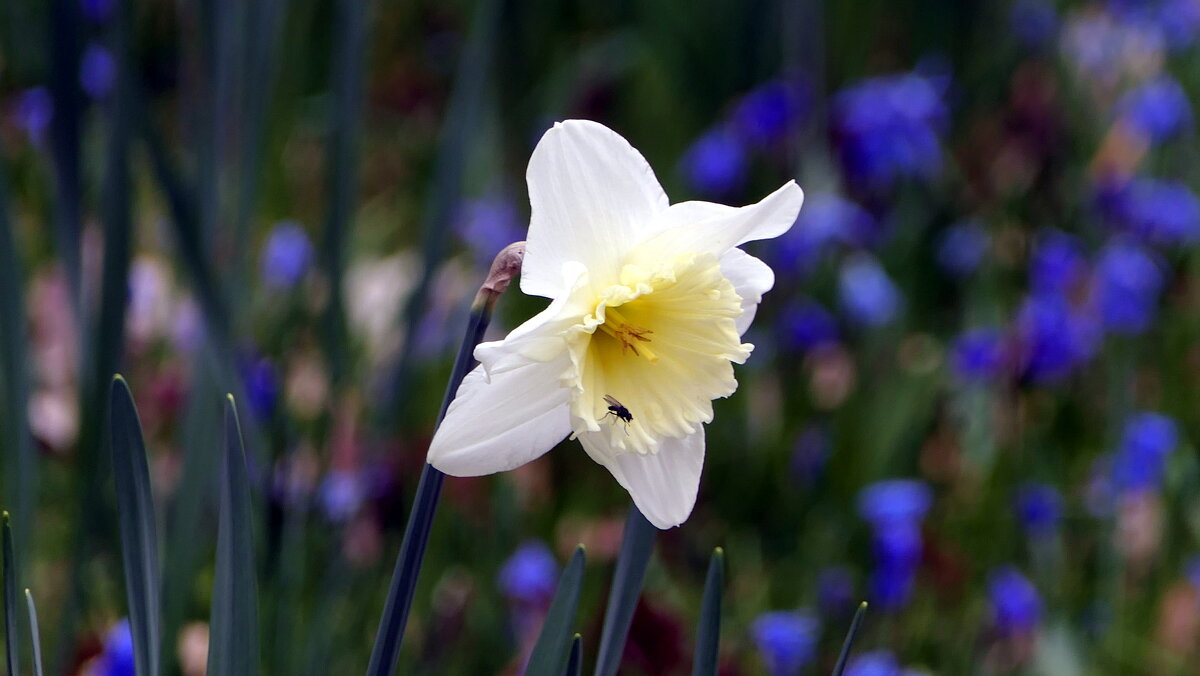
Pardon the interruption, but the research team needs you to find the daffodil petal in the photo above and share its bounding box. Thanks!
[720,248,775,336]
[632,181,803,265]
[578,429,705,529]
[427,355,572,477]
[522,120,670,298]
[476,262,590,376]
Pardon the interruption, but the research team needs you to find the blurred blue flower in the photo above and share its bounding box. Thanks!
[498,541,558,605]
[1111,411,1178,494]
[96,619,135,676]
[1029,231,1086,294]
[872,522,923,570]
[241,356,279,421]
[80,43,117,100]
[951,328,1006,383]
[750,611,819,676]
[988,567,1042,635]
[1016,293,1101,384]
[1118,76,1192,144]
[1093,239,1164,335]
[1106,0,1200,50]
[318,470,365,522]
[844,649,903,676]
[790,425,832,485]
[839,255,901,327]
[780,298,839,352]
[858,479,933,527]
[14,87,53,147]
[1102,178,1200,247]
[776,193,875,273]
[679,128,747,198]
[1014,483,1062,537]
[1010,0,1059,49]
[455,195,524,265]
[260,221,314,290]
[731,80,809,148]
[82,0,116,22]
[817,566,855,616]
[936,220,990,277]
[832,72,947,191]
[869,565,917,612]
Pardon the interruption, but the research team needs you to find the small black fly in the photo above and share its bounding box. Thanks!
[603,395,633,434]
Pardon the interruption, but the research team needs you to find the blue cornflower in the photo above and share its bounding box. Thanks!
[498,541,559,605]
[869,565,917,613]
[260,221,314,290]
[1016,293,1101,384]
[1029,231,1086,294]
[936,220,990,277]
[1118,76,1192,144]
[951,328,1006,383]
[780,298,839,352]
[80,43,117,100]
[1111,412,1178,494]
[817,566,856,616]
[318,470,365,523]
[1103,178,1200,247]
[858,479,933,527]
[844,650,903,676]
[750,611,820,676]
[988,567,1042,635]
[731,80,809,148]
[839,255,901,327]
[455,195,524,264]
[1014,483,1063,537]
[679,128,747,198]
[871,522,923,570]
[97,619,135,676]
[241,355,279,421]
[777,193,876,273]
[1010,0,1059,49]
[1093,239,1164,335]
[14,87,53,147]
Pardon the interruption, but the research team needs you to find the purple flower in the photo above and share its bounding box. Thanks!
[13,87,53,147]
[80,43,117,100]
[988,567,1042,635]
[1118,76,1192,143]
[96,619,135,676]
[498,541,558,605]
[1093,240,1165,335]
[731,80,810,148]
[679,128,747,198]
[869,564,917,612]
[844,650,903,676]
[455,195,524,264]
[776,193,876,273]
[858,480,933,527]
[1029,231,1086,294]
[780,298,839,352]
[750,611,820,676]
[1016,293,1101,384]
[1102,178,1200,247]
[241,355,279,421]
[260,221,314,290]
[951,328,1006,383]
[318,470,365,522]
[1014,483,1063,537]
[936,220,990,277]
[1111,412,1178,494]
[839,254,901,327]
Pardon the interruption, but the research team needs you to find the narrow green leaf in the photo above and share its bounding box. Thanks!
[831,602,868,676]
[594,506,656,676]
[207,396,260,676]
[110,376,161,676]
[3,513,17,676]
[691,548,724,676]
[563,635,582,676]
[526,546,586,676]
[24,590,42,676]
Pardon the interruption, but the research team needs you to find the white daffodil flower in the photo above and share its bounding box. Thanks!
[428,120,803,528]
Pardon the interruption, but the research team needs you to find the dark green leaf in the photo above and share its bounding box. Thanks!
[110,376,161,676]
[594,506,656,676]
[207,396,260,676]
[24,590,42,676]
[3,513,17,676]
[563,635,582,676]
[526,546,586,676]
[831,602,868,676]
[691,548,724,676]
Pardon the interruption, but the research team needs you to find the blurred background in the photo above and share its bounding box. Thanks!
[1,0,1200,673]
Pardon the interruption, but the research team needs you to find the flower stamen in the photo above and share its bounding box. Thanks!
[599,305,659,362]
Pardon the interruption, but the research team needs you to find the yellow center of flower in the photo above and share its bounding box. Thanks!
[563,251,751,455]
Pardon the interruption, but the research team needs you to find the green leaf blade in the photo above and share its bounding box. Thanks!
[526,546,586,676]
[594,505,656,676]
[691,548,725,676]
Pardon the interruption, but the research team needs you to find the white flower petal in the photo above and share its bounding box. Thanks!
[578,430,705,529]
[522,120,670,298]
[720,248,775,335]
[476,262,591,376]
[632,181,803,264]
[428,354,572,477]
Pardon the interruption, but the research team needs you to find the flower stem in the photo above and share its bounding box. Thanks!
[366,243,523,676]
